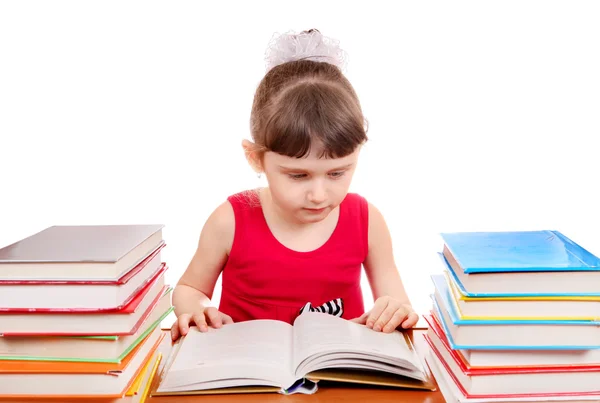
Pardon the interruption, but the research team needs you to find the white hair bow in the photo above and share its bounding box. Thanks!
[264,29,348,72]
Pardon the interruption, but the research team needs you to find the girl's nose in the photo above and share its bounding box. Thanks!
[308,181,327,205]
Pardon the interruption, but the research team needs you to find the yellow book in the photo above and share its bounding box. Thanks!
[125,348,156,396]
[444,271,600,321]
[139,352,162,403]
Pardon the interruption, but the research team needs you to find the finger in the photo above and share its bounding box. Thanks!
[177,314,192,336]
[350,311,369,324]
[401,312,419,329]
[367,299,390,329]
[383,309,409,333]
[221,313,234,325]
[204,307,223,328]
[374,304,400,332]
[171,322,180,341]
[192,313,208,332]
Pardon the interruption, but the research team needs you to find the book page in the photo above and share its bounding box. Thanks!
[158,319,297,392]
[292,312,424,378]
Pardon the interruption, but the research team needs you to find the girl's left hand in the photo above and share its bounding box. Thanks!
[351,296,418,332]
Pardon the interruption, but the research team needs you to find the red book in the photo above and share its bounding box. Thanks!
[424,313,600,397]
[0,243,166,311]
[0,264,169,336]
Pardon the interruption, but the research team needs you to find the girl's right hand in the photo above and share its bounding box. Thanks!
[170,307,234,341]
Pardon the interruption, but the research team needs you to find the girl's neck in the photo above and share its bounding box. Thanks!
[257,187,341,253]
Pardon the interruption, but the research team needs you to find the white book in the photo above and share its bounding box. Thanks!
[0,225,164,281]
[155,312,435,395]
[0,248,164,311]
[0,273,167,335]
[0,290,172,362]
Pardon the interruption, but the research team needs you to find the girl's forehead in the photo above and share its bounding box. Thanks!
[264,147,359,170]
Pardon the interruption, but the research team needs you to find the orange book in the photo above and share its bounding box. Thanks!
[0,330,164,398]
[0,331,154,375]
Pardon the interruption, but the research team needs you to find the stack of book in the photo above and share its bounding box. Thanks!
[0,225,173,399]
[424,230,600,403]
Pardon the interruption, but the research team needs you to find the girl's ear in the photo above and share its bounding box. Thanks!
[241,139,263,173]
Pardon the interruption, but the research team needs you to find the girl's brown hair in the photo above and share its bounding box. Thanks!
[250,51,368,159]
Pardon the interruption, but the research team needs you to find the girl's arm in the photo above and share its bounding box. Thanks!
[363,203,411,304]
[170,201,235,339]
[354,202,418,332]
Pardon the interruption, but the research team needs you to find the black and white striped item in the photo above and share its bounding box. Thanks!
[299,298,344,317]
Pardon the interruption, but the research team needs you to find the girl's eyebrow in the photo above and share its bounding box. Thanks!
[277,163,354,172]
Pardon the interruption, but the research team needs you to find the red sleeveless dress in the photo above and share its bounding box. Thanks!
[218,190,369,325]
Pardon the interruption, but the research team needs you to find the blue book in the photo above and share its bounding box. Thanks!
[438,251,600,297]
[430,295,600,350]
[440,230,600,274]
[430,274,600,350]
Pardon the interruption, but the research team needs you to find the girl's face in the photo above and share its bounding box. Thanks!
[261,146,360,225]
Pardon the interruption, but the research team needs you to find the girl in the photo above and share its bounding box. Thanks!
[171,29,417,341]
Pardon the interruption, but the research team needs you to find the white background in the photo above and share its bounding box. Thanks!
[1,1,599,327]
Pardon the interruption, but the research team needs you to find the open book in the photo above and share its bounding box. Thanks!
[154,311,435,395]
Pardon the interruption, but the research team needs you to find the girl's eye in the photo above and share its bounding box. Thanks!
[288,173,307,180]
[329,171,345,178]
